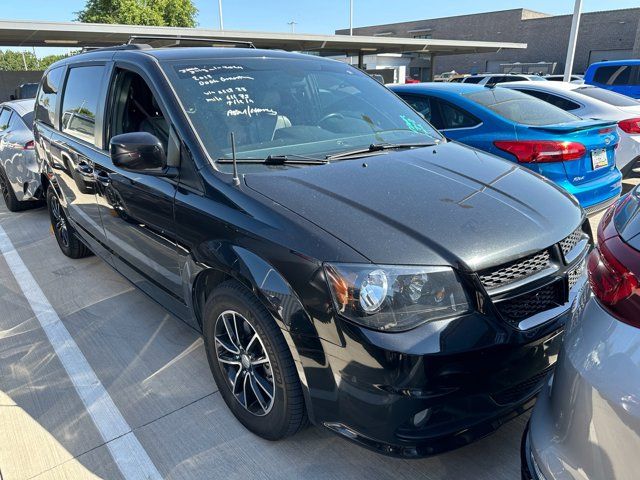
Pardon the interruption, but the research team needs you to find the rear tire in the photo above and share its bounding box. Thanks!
[203,280,307,440]
[46,187,91,259]
[0,167,30,212]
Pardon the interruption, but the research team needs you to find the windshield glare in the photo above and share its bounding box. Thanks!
[162,58,441,165]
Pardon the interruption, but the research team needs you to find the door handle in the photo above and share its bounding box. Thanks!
[93,170,111,187]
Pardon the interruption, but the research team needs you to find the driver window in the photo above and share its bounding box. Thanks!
[109,70,169,151]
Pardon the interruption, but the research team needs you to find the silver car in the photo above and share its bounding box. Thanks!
[523,189,640,480]
[500,81,640,175]
[0,99,41,211]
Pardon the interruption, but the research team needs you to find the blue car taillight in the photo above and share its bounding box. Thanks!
[493,140,586,163]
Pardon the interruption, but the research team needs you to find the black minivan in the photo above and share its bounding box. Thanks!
[34,41,591,457]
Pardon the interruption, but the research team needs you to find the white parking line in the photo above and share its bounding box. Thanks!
[0,225,162,480]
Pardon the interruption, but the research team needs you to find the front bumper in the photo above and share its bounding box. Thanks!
[306,280,591,458]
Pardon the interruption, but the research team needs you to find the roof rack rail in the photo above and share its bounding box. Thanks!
[127,35,255,49]
[80,44,151,54]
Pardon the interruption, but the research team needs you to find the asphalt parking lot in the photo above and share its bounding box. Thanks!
[0,170,638,480]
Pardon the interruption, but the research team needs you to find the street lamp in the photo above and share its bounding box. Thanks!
[218,0,224,31]
[288,20,298,33]
[563,0,582,81]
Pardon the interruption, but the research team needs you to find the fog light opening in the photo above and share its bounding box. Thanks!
[413,408,432,428]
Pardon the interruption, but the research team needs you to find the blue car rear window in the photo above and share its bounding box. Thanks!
[464,88,579,126]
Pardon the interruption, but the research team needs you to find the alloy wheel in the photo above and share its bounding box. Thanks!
[50,195,70,248]
[214,310,276,416]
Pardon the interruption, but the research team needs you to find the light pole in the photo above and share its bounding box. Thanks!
[218,0,224,31]
[349,0,354,35]
[288,20,298,33]
[563,0,582,81]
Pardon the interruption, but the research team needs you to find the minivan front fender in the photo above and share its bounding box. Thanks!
[184,243,323,421]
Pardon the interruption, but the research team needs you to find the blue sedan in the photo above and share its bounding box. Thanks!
[390,83,622,214]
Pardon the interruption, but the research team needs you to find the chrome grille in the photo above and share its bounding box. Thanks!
[479,250,551,290]
[496,282,561,323]
[560,227,583,258]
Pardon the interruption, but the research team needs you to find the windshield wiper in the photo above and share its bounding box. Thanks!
[325,142,437,160]
[216,154,328,165]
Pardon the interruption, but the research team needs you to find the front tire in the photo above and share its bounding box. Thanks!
[203,280,307,440]
[46,187,91,259]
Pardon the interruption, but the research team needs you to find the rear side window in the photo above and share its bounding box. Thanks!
[0,108,12,131]
[465,88,579,126]
[8,112,23,130]
[36,67,64,127]
[516,89,581,111]
[575,86,640,107]
[401,95,433,123]
[21,111,34,130]
[488,76,522,85]
[435,99,480,129]
[593,65,640,86]
[61,66,105,144]
[463,76,483,84]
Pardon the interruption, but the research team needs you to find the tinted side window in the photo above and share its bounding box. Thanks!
[436,100,480,129]
[517,89,581,111]
[36,67,64,127]
[593,65,640,86]
[492,76,521,84]
[61,65,105,145]
[463,76,483,84]
[0,108,12,131]
[8,111,23,130]
[21,111,34,130]
[401,95,433,123]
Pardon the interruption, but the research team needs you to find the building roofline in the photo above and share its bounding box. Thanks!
[336,8,548,33]
[337,6,640,33]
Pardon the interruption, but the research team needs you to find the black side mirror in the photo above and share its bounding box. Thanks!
[110,132,176,177]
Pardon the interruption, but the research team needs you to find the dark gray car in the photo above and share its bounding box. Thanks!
[0,99,41,211]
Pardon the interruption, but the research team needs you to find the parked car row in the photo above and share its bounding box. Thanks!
[0,41,638,478]
[391,82,623,214]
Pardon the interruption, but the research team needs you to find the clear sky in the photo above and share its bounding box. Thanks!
[1,0,638,34]
[1,0,637,56]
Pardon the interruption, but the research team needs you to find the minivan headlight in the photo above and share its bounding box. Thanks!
[324,264,471,332]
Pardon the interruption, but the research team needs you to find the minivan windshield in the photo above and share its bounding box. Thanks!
[465,88,579,126]
[162,57,442,165]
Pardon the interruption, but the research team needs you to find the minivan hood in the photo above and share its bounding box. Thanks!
[244,142,583,271]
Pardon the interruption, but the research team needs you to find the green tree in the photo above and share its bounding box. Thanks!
[76,0,198,27]
[0,50,78,71]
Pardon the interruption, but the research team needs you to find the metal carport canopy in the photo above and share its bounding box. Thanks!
[0,20,526,55]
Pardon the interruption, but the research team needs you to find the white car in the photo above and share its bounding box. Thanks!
[500,81,640,175]
[461,73,547,85]
[544,74,583,83]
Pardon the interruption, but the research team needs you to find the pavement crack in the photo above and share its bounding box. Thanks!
[132,391,219,431]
